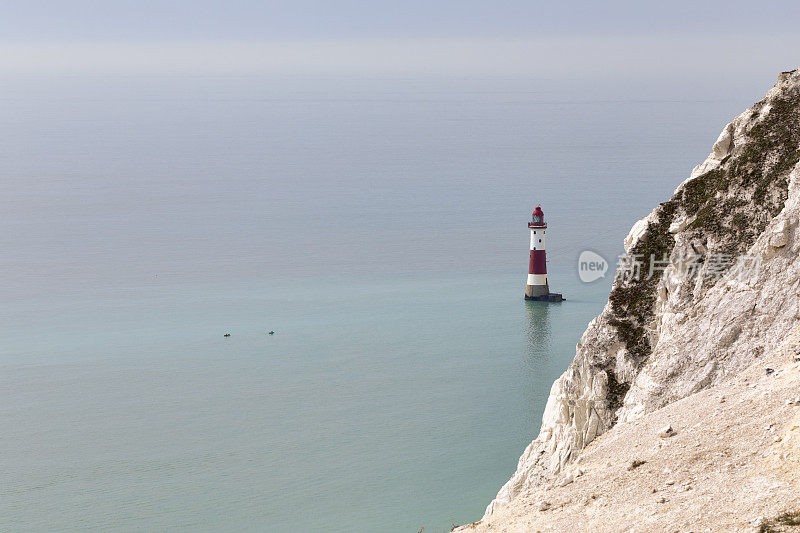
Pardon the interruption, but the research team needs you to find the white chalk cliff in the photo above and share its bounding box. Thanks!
[483,68,800,517]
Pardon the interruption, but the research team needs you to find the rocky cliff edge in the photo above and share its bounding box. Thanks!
[476,68,800,525]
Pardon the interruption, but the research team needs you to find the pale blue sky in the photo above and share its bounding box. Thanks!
[1,0,798,81]
[4,0,800,41]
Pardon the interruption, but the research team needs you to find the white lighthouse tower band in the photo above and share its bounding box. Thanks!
[525,206,564,302]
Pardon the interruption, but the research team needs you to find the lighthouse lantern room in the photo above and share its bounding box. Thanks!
[525,205,564,302]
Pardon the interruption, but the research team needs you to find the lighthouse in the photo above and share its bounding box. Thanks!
[525,206,564,302]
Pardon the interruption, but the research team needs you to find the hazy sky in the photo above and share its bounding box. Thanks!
[1,1,798,81]
[4,0,800,41]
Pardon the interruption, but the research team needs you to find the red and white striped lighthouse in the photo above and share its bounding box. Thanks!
[525,206,563,302]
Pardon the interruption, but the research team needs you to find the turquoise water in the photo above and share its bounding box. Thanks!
[0,75,750,531]
[3,273,607,531]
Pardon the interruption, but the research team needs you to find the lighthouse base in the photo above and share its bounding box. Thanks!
[525,292,564,302]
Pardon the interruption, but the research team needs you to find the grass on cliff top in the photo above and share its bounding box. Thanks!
[758,510,800,532]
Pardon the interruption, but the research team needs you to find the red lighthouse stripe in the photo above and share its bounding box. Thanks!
[531,250,547,275]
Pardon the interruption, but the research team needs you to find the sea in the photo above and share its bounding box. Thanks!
[0,73,755,531]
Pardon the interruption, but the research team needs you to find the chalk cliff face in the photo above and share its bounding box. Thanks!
[485,68,800,516]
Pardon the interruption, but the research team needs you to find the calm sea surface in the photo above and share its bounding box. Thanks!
[1,74,749,531]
